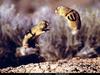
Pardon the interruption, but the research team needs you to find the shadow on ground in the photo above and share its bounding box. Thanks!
[0,54,44,69]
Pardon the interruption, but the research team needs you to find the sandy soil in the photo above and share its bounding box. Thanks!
[0,57,100,73]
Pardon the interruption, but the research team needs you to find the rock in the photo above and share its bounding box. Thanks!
[15,47,38,57]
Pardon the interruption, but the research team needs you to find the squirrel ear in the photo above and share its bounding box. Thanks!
[57,6,63,10]
[60,6,64,8]
[56,6,64,11]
